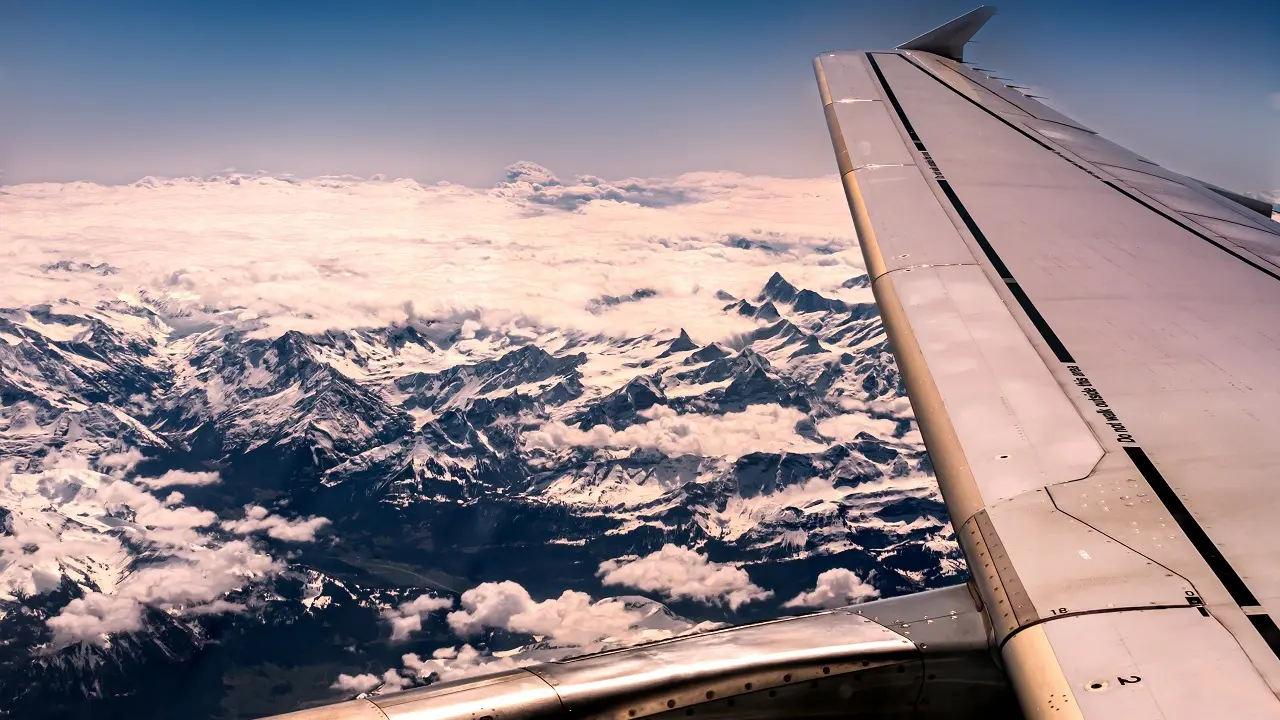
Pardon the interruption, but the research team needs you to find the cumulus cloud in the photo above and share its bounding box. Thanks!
[134,469,222,489]
[783,568,879,609]
[331,670,407,694]
[334,645,542,697]
[402,644,541,683]
[596,545,772,610]
[0,167,856,344]
[525,404,822,460]
[330,577,727,697]
[46,593,145,643]
[383,594,454,641]
[835,395,914,417]
[221,505,331,542]
[505,161,561,186]
[446,581,647,646]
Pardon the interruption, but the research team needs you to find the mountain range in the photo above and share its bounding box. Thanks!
[0,270,962,718]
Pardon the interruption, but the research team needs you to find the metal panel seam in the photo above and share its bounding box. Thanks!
[957,510,1025,641]
[816,53,986,525]
[1045,481,1202,594]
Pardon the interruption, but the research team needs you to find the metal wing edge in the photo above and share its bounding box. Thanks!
[262,585,1015,719]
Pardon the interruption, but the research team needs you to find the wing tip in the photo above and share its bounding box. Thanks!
[897,5,997,62]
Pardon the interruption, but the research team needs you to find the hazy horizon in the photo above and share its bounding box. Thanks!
[3,0,1277,194]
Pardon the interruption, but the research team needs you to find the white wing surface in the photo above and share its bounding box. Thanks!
[816,6,1280,718]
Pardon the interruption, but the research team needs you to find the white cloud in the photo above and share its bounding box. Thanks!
[525,404,822,460]
[596,544,772,610]
[221,505,331,542]
[336,577,727,696]
[0,450,288,647]
[501,162,698,211]
[331,672,381,694]
[0,168,856,345]
[96,448,145,472]
[382,594,454,641]
[47,540,281,646]
[836,395,914,417]
[135,469,222,489]
[815,413,901,443]
[783,568,879,609]
[46,593,145,644]
[446,581,647,646]
[331,670,406,694]
[401,644,541,684]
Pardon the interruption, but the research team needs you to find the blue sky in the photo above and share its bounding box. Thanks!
[2,0,1277,192]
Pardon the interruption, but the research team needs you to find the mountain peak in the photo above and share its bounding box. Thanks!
[755,301,781,322]
[656,329,696,359]
[758,273,798,304]
[669,329,696,352]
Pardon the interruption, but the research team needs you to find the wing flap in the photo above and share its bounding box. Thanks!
[1183,215,1280,265]
[983,489,1194,614]
[1100,163,1280,232]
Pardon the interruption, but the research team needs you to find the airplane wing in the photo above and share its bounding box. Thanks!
[816,5,1280,717]
[262,7,1280,720]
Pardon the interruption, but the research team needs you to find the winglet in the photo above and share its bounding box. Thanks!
[897,6,997,62]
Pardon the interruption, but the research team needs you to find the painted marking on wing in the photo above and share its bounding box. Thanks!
[1065,364,1135,445]
[865,50,1280,662]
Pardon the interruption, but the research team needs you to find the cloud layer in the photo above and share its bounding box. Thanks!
[0,166,858,344]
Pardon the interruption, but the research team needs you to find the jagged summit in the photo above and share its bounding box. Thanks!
[669,328,696,352]
[657,329,698,358]
[758,271,799,304]
[755,301,781,322]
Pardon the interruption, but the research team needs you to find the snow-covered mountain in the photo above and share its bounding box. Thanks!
[0,271,960,717]
[0,168,962,718]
